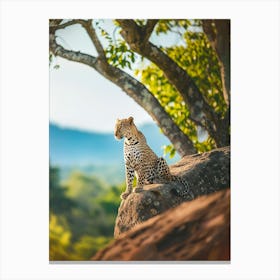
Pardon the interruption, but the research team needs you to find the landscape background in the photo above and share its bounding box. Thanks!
[50,122,178,184]
[49,121,177,260]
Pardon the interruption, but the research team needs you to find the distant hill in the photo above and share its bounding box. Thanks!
[49,122,179,184]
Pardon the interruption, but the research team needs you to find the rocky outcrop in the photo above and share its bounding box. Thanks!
[114,146,230,237]
[93,189,230,261]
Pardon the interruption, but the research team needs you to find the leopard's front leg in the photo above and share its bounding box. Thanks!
[121,165,134,199]
[134,172,145,193]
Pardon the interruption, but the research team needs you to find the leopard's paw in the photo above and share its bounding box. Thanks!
[121,191,131,200]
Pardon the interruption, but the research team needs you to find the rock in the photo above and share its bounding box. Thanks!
[92,189,230,261]
[114,146,230,237]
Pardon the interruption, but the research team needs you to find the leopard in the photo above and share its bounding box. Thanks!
[114,116,193,200]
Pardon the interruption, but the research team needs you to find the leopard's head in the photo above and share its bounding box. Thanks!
[114,116,134,140]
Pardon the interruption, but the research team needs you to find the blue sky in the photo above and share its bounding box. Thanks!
[50,56,153,133]
[49,19,183,133]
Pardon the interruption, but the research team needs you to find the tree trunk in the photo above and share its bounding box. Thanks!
[202,19,230,106]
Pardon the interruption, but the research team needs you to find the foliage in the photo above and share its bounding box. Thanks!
[49,53,60,69]
[49,165,122,260]
[105,40,135,69]
[73,235,113,259]
[137,27,226,154]
[49,166,76,214]
[155,19,192,35]
[168,31,227,115]
[63,171,106,207]
[49,214,74,260]
[96,22,136,70]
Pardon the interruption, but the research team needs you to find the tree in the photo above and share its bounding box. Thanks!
[49,19,230,157]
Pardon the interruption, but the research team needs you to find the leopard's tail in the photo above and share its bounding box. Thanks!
[170,175,194,200]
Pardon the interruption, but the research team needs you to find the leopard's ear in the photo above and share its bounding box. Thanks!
[128,116,134,124]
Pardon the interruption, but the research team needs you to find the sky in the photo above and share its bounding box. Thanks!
[49,19,182,133]
[49,56,153,133]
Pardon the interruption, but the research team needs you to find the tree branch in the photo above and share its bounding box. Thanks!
[49,19,63,27]
[49,33,196,156]
[116,19,158,46]
[79,20,107,61]
[49,33,98,66]
[50,19,107,64]
[49,19,79,33]
[116,19,142,49]
[143,20,158,42]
